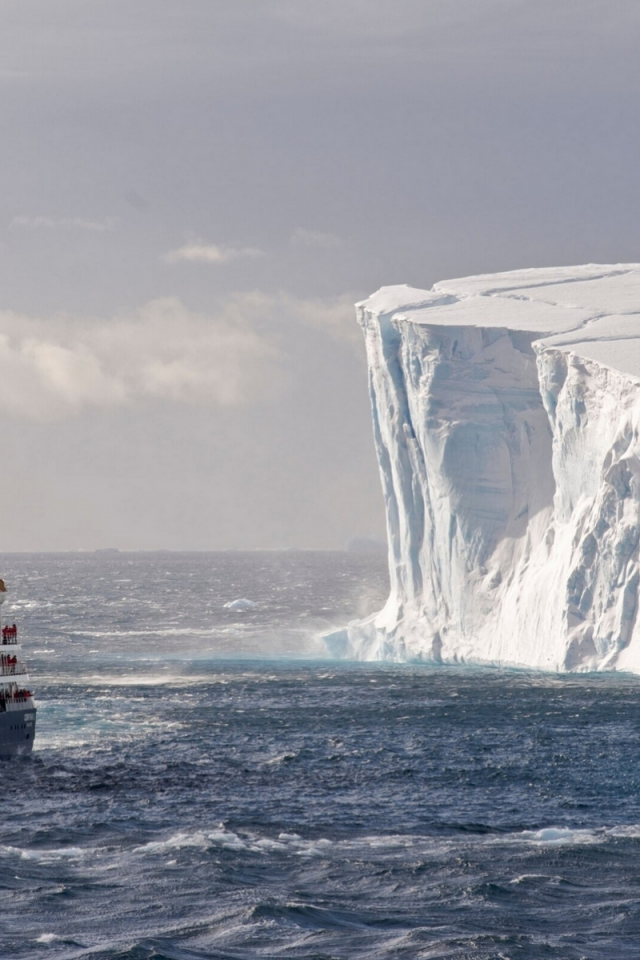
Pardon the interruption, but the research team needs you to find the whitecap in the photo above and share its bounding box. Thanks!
[252,838,288,853]
[510,827,601,846]
[133,831,209,855]
[264,751,297,765]
[0,844,89,862]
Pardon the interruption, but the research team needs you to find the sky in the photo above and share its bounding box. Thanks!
[1,0,640,550]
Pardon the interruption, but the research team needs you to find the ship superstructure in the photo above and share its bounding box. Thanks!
[0,580,35,756]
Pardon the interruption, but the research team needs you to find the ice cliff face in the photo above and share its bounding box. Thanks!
[327,264,640,672]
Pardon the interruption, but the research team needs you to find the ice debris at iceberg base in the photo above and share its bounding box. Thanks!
[326,264,640,673]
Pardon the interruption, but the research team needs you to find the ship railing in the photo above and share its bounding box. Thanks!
[0,695,33,712]
[0,665,27,677]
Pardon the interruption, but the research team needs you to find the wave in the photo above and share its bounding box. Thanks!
[500,824,640,846]
[127,822,640,865]
[0,843,93,862]
[6,821,630,873]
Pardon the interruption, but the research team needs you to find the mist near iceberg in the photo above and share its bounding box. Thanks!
[328,264,640,672]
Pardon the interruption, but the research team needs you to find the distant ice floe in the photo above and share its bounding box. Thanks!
[223,598,257,611]
[328,264,640,673]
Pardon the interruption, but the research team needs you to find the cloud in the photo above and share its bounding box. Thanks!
[0,298,281,420]
[290,227,344,249]
[283,291,363,346]
[0,291,363,421]
[163,242,265,264]
[11,215,116,232]
[206,289,363,347]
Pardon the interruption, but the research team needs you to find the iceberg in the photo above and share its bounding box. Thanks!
[327,264,640,672]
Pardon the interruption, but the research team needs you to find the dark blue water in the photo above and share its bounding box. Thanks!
[2,553,640,958]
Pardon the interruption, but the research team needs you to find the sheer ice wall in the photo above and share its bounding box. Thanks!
[327,265,640,672]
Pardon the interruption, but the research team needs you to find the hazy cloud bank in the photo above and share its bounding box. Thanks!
[0,298,277,418]
[11,215,116,232]
[290,228,344,250]
[163,242,265,264]
[0,292,359,420]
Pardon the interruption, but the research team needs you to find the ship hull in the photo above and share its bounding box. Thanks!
[0,708,36,757]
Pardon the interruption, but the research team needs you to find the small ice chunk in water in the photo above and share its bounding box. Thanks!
[223,598,257,611]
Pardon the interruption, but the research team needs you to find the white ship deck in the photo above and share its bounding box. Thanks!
[2,697,34,712]
[0,671,29,685]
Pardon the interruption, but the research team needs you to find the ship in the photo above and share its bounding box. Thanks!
[0,580,35,757]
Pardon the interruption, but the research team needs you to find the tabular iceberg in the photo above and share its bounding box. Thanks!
[327,264,640,672]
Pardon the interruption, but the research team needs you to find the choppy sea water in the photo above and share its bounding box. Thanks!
[3,553,640,958]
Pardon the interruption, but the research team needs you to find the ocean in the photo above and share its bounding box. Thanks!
[2,551,640,959]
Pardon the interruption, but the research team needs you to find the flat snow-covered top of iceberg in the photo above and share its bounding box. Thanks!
[360,264,640,377]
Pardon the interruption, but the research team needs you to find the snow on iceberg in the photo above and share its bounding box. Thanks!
[327,264,640,672]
